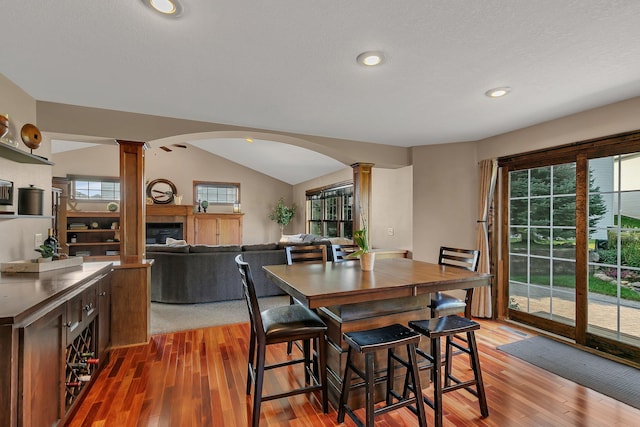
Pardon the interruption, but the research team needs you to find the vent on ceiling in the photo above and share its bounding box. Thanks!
[159,143,188,152]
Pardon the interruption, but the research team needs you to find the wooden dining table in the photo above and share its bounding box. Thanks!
[263,257,492,406]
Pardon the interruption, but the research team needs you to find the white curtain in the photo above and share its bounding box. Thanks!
[471,159,498,318]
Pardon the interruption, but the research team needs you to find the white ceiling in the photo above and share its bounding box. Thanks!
[5,1,640,183]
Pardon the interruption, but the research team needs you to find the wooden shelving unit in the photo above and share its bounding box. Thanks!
[65,212,121,261]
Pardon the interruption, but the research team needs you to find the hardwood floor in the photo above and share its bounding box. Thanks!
[66,319,640,426]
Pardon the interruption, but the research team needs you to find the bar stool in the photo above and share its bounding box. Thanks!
[235,255,328,427]
[337,323,427,427]
[407,315,489,427]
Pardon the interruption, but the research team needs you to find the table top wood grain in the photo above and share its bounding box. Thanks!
[263,258,491,309]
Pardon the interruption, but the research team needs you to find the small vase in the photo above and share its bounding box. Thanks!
[360,252,375,271]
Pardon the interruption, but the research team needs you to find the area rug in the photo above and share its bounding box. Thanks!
[151,295,289,335]
[497,336,640,410]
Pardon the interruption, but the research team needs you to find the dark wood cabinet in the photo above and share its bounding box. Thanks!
[0,263,113,426]
[97,276,111,360]
[19,305,65,427]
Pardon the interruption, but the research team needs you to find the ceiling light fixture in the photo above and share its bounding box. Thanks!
[142,0,183,17]
[485,87,512,98]
[356,51,385,66]
[245,138,254,143]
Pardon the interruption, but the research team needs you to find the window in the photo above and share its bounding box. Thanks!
[306,182,353,238]
[70,176,120,201]
[194,181,240,205]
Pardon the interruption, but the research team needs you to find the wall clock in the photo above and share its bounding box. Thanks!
[146,178,177,204]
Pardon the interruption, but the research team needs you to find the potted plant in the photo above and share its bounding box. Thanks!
[350,216,375,271]
[34,244,54,262]
[269,196,296,235]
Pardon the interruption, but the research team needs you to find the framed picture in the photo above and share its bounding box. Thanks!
[0,179,13,205]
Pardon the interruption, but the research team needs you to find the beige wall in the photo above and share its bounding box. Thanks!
[0,75,53,262]
[52,143,292,245]
[410,96,640,264]
[412,141,478,263]
[292,165,413,251]
[371,166,413,252]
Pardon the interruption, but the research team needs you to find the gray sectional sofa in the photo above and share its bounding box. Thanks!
[147,240,333,304]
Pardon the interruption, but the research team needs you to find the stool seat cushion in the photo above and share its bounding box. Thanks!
[409,315,480,339]
[343,323,420,352]
[261,304,326,340]
[430,292,467,312]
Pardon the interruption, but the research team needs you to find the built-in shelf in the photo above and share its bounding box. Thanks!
[0,143,54,165]
[64,211,120,261]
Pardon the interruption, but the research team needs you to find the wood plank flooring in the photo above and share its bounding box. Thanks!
[66,319,640,426]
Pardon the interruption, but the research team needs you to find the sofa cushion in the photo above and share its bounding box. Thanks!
[279,233,304,243]
[146,244,190,253]
[189,244,242,253]
[242,243,279,251]
[301,233,331,243]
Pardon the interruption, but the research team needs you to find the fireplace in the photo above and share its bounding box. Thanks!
[146,222,184,244]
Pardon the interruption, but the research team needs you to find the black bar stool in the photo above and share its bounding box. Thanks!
[407,315,489,427]
[337,323,427,427]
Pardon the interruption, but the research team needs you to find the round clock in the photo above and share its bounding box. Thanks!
[146,178,177,204]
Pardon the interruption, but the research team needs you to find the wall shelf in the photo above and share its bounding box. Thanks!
[0,143,54,165]
[0,214,53,220]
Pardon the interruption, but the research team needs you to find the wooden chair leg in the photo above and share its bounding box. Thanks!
[407,343,428,427]
[252,344,266,427]
[467,331,489,417]
[303,339,311,385]
[317,334,328,413]
[386,348,395,405]
[286,296,295,354]
[246,329,256,395]
[365,352,375,427]
[337,347,354,423]
[431,336,443,427]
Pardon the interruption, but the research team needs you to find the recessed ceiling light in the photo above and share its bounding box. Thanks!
[485,87,512,98]
[245,138,254,143]
[142,0,183,17]
[356,51,385,66]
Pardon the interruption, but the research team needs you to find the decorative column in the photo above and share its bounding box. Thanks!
[351,163,374,233]
[117,140,147,264]
[111,140,151,347]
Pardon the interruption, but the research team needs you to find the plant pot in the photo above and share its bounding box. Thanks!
[35,257,52,263]
[360,252,375,271]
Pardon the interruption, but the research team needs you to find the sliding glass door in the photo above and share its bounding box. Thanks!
[501,132,640,362]
[508,164,577,329]
[587,155,640,348]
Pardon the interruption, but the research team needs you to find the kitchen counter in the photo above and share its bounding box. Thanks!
[0,261,113,326]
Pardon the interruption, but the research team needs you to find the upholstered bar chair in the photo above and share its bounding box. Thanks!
[235,254,328,427]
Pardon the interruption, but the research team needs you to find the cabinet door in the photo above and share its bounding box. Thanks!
[218,216,241,245]
[19,305,65,427]
[97,276,112,359]
[66,291,85,342]
[194,216,218,244]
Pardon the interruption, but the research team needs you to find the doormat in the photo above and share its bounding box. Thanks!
[497,336,640,410]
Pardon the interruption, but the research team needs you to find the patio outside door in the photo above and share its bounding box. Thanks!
[503,140,640,362]
[508,163,578,333]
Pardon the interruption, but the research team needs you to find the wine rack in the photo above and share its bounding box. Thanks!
[64,320,97,410]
